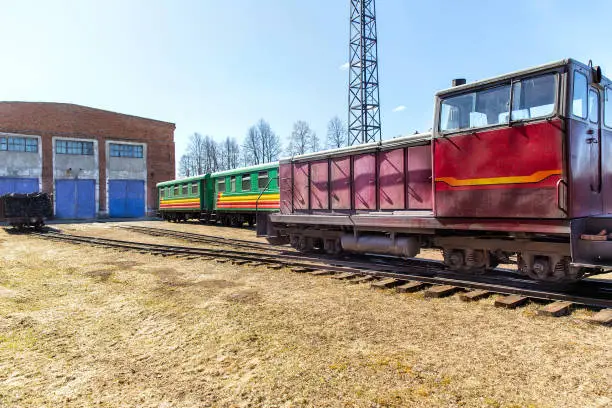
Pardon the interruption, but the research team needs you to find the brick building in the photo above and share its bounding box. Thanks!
[0,102,175,218]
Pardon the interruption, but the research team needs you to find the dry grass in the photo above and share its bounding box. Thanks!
[0,221,610,408]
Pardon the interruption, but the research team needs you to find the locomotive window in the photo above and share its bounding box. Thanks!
[191,182,199,195]
[588,89,599,123]
[242,174,251,191]
[217,179,226,193]
[230,176,236,192]
[174,186,179,196]
[511,74,556,120]
[258,171,269,190]
[605,87,612,128]
[160,188,165,199]
[572,71,588,119]
[439,84,511,132]
[181,184,188,195]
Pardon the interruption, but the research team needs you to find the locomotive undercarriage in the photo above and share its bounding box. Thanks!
[161,211,255,227]
[279,225,586,283]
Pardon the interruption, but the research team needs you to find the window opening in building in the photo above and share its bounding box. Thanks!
[56,140,94,155]
[242,174,251,191]
[109,143,144,158]
[0,136,38,153]
[258,171,269,190]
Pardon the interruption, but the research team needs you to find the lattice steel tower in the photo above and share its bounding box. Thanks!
[348,0,381,146]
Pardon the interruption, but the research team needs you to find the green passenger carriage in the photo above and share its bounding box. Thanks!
[156,162,279,226]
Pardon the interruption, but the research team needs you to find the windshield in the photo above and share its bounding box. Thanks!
[439,73,557,132]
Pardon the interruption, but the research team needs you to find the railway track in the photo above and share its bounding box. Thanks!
[34,230,612,322]
[119,224,287,253]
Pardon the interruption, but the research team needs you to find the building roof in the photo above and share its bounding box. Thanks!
[0,101,175,127]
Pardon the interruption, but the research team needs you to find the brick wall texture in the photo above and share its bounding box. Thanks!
[0,102,175,215]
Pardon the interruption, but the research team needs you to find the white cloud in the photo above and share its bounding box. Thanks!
[392,105,406,113]
[339,62,350,71]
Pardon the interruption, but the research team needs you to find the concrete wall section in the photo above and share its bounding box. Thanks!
[105,140,148,216]
[0,132,43,191]
[52,137,99,216]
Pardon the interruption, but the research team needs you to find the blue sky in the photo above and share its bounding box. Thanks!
[1,0,612,165]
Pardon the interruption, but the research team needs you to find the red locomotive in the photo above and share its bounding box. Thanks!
[264,59,612,283]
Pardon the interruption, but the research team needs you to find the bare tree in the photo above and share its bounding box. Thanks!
[178,154,195,177]
[179,133,221,176]
[287,120,315,156]
[242,125,261,165]
[187,132,206,175]
[327,116,347,149]
[257,119,281,164]
[242,119,280,165]
[310,131,320,153]
[220,137,240,170]
[203,135,219,173]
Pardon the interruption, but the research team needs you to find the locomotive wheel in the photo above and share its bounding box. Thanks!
[443,249,465,270]
[518,255,584,283]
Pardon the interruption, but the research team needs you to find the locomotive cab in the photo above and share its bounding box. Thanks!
[433,59,612,279]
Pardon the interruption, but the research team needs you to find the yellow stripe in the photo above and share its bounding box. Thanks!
[218,193,280,202]
[160,198,200,204]
[435,169,561,187]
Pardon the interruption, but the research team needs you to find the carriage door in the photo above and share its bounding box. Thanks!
[587,86,602,194]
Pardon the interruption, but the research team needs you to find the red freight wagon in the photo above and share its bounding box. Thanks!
[265,59,612,283]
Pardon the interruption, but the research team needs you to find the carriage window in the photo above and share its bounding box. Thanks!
[605,87,612,128]
[191,182,199,195]
[258,171,269,190]
[174,186,179,196]
[511,74,556,120]
[439,84,511,132]
[572,72,588,119]
[181,184,188,195]
[588,89,599,123]
[241,174,251,191]
[160,188,165,199]
[230,176,236,192]
[217,179,226,193]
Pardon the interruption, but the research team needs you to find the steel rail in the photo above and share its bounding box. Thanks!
[118,225,284,253]
[35,231,612,309]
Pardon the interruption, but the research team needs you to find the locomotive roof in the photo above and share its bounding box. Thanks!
[436,58,610,97]
[210,161,279,178]
[157,162,279,187]
[279,131,432,164]
[156,173,208,188]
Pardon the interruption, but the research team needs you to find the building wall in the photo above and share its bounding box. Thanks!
[0,132,43,182]
[0,102,175,216]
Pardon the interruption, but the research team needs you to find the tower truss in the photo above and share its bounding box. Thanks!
[348,0,381,146]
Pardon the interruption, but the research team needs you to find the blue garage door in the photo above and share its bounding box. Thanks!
[55,179,96,219]
[109,180,145,218]
[0,177,39,195]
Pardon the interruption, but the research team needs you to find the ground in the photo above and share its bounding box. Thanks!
[0,220,610,408]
